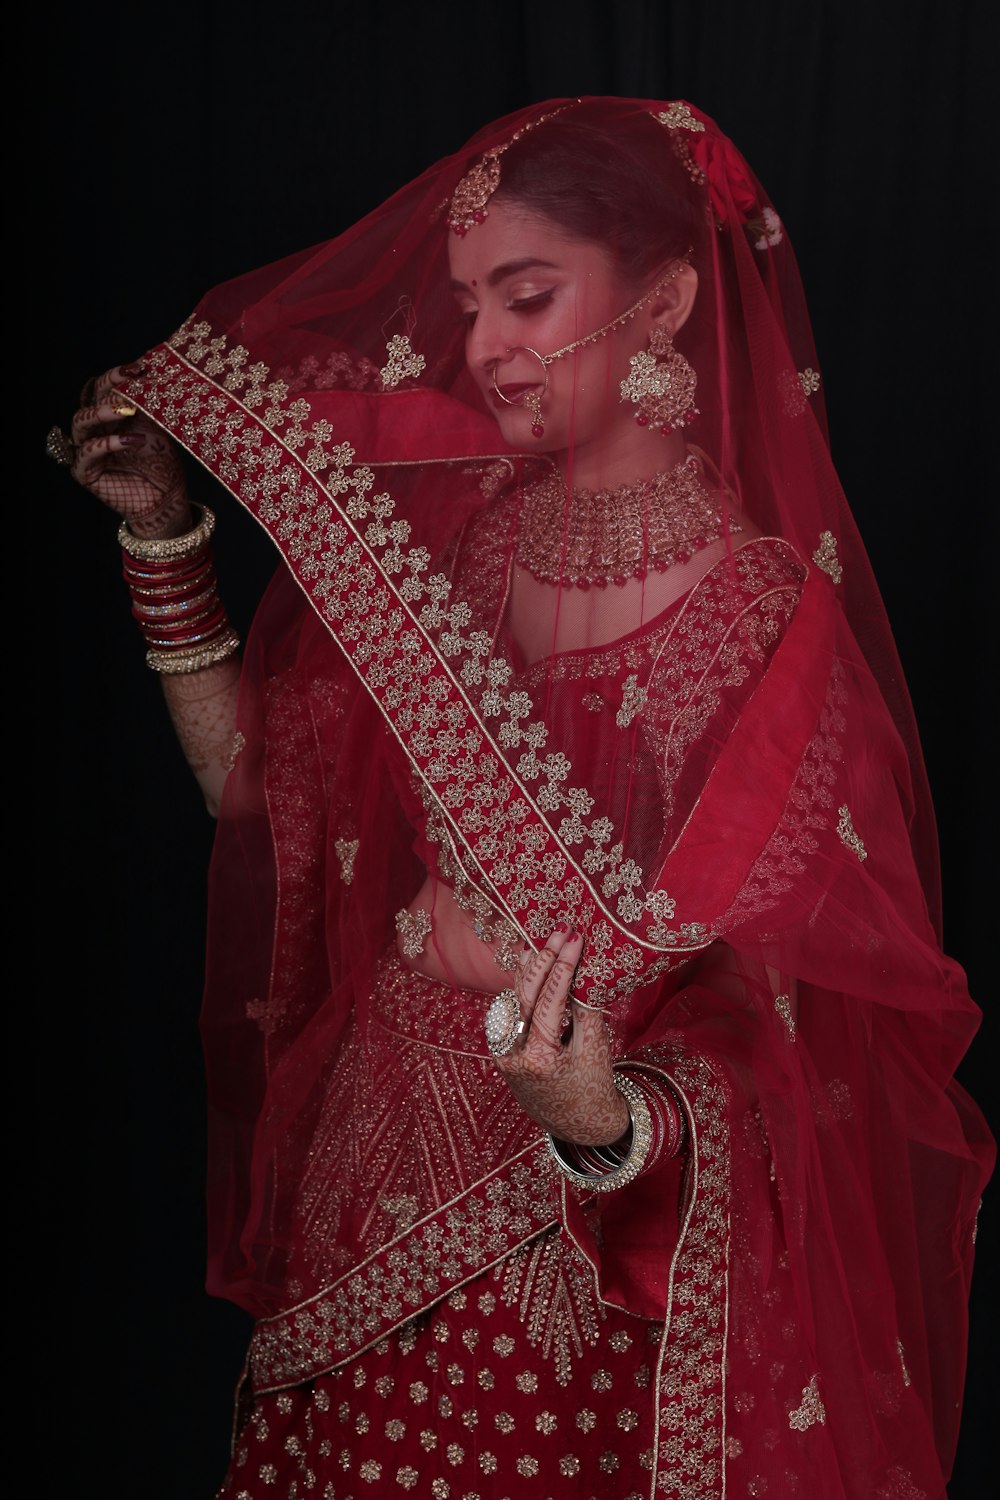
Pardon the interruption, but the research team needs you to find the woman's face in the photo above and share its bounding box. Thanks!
[448,197,656,482]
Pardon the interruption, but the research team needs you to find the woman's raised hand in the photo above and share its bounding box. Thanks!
[491,928,629,1146]
[69,364,190,538]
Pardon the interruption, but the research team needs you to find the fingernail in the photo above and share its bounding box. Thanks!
[119,433,146,447]
[120,362,147,376]
[554,922,569,934]
[568,928,581,942]
[112,403,137,417]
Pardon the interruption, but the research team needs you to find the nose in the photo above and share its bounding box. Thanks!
[465,310,514,377]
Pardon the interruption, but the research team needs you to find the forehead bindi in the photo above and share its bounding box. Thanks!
[447,200,585,289]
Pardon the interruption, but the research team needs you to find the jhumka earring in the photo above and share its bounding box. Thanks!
[619,326,699,435]
[491,346,549,438]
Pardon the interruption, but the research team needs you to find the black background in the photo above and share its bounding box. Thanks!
[39,2,993,1493]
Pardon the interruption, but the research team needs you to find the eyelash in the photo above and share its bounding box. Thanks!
[460,289,555,326]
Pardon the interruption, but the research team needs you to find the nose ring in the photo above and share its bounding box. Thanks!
[491,346,549,438]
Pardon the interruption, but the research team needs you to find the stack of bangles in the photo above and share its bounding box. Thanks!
[119,505,240,674]
[547,1068,686,1192]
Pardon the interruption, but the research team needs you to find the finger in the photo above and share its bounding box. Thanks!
[528,932,583,1049]
[516,927,568,1010]
[74,430,147,477]
[566,993,613,1060]
[90,363,145,405]
[71,400,140,444]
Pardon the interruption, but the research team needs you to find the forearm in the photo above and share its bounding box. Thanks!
[161,656,242,816]
[119,501,242,815]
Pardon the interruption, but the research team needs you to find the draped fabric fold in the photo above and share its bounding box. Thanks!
[119,98,989,1497]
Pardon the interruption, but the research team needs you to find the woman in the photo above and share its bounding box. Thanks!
[57,98,990,1497]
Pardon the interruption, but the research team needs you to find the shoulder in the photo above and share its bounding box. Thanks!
[667,535,807,652]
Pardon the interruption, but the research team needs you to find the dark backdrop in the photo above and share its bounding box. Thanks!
[38,2,993,1494]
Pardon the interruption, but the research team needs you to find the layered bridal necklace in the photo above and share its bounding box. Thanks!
[515,454,740,589]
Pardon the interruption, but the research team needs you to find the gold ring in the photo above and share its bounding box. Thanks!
[46,425,75,466]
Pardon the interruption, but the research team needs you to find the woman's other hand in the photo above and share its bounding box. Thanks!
[70,364,191,538]
[491,928,629,1146]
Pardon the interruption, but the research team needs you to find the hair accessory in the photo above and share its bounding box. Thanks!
[620,326,699,434]
[484,989,527,1057]
[46,424,75,466]
[517,454,737,589]
[446,103,578,235]
[491,346,548,437]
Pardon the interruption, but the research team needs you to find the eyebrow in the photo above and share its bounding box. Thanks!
[449,257,560,293]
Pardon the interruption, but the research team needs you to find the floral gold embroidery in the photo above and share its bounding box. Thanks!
[813,530,843,584]
[245,995,286,1035]
[248,1146,558,1392]
[774,993,796,1041]
[143,330,798,1014]
[799,367,821,396]
[395,907,432,957]
[836,804,868,862]
[788,1374,826,1431]
[875,1466,928,1499]
[225,728,246,770]
[656,102,705,133]
[615,674,647,729]
[334,836,359,886]
[379,334,426,390]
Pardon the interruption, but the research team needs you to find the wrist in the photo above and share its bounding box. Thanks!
[547,1067,685,1193]
[125,491,193,540]
[119,504,240,674]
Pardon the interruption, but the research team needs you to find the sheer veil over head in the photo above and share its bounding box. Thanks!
[119,98,990,1494]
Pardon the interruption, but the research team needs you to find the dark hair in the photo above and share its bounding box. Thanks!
[495,112,703,287]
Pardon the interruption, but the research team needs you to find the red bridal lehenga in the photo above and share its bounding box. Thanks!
[117,99,991,1498]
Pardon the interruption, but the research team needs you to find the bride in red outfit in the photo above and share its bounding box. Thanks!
[59,98,990,1497]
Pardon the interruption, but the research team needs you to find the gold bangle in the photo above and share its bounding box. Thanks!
[145,629,240,675]
[118,504,215,561]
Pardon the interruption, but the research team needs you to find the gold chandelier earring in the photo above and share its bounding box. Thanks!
[619,326,699,435]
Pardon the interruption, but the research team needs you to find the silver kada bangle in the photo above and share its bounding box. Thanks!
[546,1071,654,1193]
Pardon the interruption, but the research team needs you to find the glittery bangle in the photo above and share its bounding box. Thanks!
[131,585,220,622]
[145,630,241,675]
[641,1072,686,1159]
[124,557,215,595]
[546,1072,654,1193]
[118,504,215,561]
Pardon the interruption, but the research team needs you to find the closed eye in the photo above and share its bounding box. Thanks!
[509,290,554,314]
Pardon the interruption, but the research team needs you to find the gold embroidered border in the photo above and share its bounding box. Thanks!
[649,1051,731,1498]
[127,341,712,1007]
[248,1144,558,1393]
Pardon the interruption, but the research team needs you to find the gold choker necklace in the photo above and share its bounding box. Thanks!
[516,456,738,589]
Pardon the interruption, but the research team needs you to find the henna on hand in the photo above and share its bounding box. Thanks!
[70,366,191,537]
[490,928,629,1145]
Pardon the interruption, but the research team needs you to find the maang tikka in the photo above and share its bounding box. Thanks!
[619,326,699,435]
